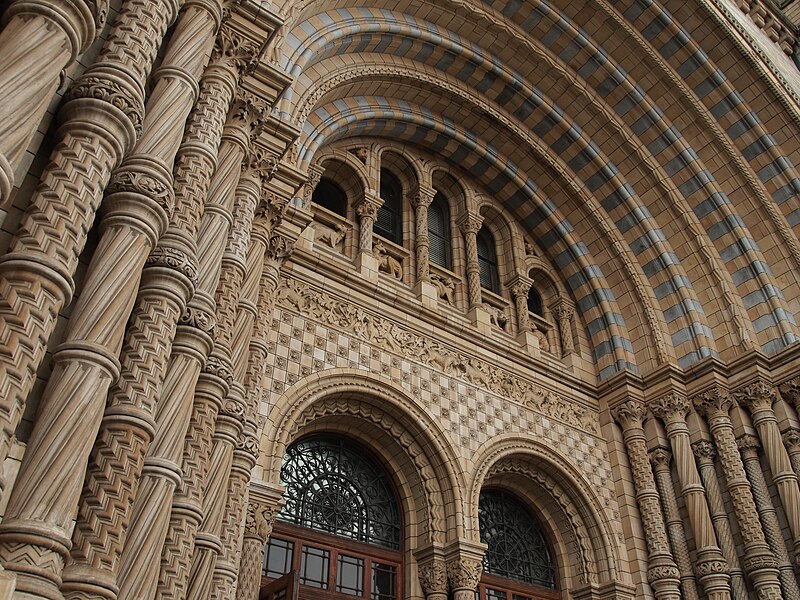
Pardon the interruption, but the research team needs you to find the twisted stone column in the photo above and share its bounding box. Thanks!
[692,440,749,600]
[784,428,800,478]
[693,387,783,600]
[446,559,482,600]
[0,0,106,204]
[649,393,731,599]
[552,302,575,355]
[737,434,800,600]
[0,1,182,596]
[458,213,484,308]
[356,194,382,255]
[236,484,285,600]
[735,379,800,564]
[508,275,533,334]
[612,400,681,600]
[116,33,261,600]
[412,185,436,282]
[649,447,701,600]
[60,4,225,598]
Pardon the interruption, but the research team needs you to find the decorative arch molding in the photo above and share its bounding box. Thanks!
[260,368,466,544]
[468,436,622,588]
[312,146,370,193]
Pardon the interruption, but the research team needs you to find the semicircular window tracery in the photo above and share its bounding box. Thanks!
[479,489,556,590]
[278,436,401,550]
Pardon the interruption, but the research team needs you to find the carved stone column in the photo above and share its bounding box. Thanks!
[458,212,484,308]
[693,387,782,600]
[419,563,448,600]
[116,39,261,600]
[0,1,182,596]
[551,301,576,355]
[779,377,800,413]
[412,185,436,282]
[300,163,324,210]
[356,193,382,255]
[0,0,173,510]
[611,400,682,600]
[735,379,800,563]
[0,0,106,204]
[507,275,533,334]
[737,434,800,600]
[649,393,730,600]
[236,482,285,600]
[784,428,800,478]
[691,440,749,600]
[60,4,225,598]
[446,559,482,600]
[648,448,701,600]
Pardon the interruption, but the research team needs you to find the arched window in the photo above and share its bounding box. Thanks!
[478,489,556,598]
[428,192,451,270]
[263,437,402,600]
[527,288,543,317]
[312,178,348,217]
[477,227,500,293]
[376,168,403,244]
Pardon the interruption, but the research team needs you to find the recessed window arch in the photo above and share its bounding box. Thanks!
[527,288,543,317]
[263,436,402,600]
[312,177,348,218]
[478,489,557,596]
[377,168,403,244]
[428,191,452,270]
[477,227,500,293]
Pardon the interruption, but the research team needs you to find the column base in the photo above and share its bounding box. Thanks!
[468,305,492,336]
[414,279,439,311]
[356,252,379,283]
[517,330,541,358]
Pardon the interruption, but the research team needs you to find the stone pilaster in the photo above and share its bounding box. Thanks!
[117,29,262,600]
[648,448,701,600]
[59,3,225,598]
[691,440,748,600]
[0,0,106,204]
[236,482,285,600]
[0,1,182,596]
[458,212,484,308]
[507,275,533,334]
[737,434,800,600]
[611,400,682,600]
[411,185,436,282]
[649,393,730,600]
[735,379,800,563]
[693,387,782,600]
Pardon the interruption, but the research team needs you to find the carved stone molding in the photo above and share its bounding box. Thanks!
[67,74,144,135]
[145,246,199,282]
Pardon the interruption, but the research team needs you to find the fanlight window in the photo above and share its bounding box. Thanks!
[428,192,452,270]
[479,489,556,589]
[278,437,401,550]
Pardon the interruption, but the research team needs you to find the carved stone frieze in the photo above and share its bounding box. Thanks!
[275,278,597,432]
[67,74,144,135]
[145,246,199,282]
[180,306,216,333]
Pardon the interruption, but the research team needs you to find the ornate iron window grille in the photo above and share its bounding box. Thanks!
[479,489,556,589]
[278,437,401,550]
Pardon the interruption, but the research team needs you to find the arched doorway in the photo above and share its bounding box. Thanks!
[262,436,403,600]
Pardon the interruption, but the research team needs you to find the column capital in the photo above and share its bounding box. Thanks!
[611,399,647,431]
[691,386,734,419]
[228,89,269,135]
[506,274,533,298]
[649,446,672,470]
[778,376,800,409]
[302,163,326,206]
[733,378,778,413]
[457,212,483,235]
[411,185,437,209]
[649,392,691,425]
[550,300,575,322]
[418,563,448,596]
[736,433,761,456]
[211,21,260,72]
[783,427,800,452]
[265,232,295,265]
[356,193,382,219]
[446,559,483,592]
[691,439,716,463]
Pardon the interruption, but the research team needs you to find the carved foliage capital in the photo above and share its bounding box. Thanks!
[244,148,280,183]
[266,234,295,264]
[458,213,483,236]
[649,447,672,470]
[446,559,482,591]
[736,433,761,455]
[212,23,260,72]
[691,387,733,420]
[649,392,691,425]
[783,427,800,452]
[733,379,777,413]
[411,186,436,209]
[778,376,800,408]
[418,563,448,595]
[229,89,268,135]
[303,164,325,200]
[356,198,380,220]
[244,501,279,541]
[611,400,647,431]
[551,303,574,322]
[691,440,716,462]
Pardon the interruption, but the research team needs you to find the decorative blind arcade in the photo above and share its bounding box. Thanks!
[278,437,401,550]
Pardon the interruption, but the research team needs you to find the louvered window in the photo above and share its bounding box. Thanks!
[428,192,451,269]
[477,227,500,293]
[376,169,403,244]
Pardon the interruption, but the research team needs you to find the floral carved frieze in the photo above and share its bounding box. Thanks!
[275,278,596,432]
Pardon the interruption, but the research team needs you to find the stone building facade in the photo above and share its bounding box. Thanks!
[0,0,799,599]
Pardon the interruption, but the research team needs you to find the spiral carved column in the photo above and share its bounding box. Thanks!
[649,448,701,600]
[0,0,106,204]
[649,393,731,599]
[737,434,800,600]
[412,185,436,282]
[735,379,800,565]
[458,212,484,309]
[0,1,183,596]
[116,33,261,600]
[612,400,681,599]
[551,302,575,355]
[236,484,285,600]
[356,194,382,255]
[693,387,783,600]
[508,275,533,334]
